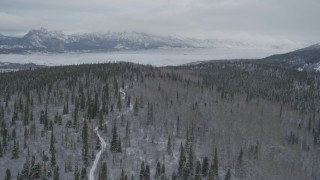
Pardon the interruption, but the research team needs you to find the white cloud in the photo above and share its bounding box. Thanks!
[0,0,319,45]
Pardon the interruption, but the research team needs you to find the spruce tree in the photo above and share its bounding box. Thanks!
[23,99,29,126]
[117,93,122,112]
[195,161,201,180]
[99,162,107,180]
[96,137,101,150]
[224,169,231,180]
[166,136,172,155]
[54,166,60,180]
[202,157,209,177]
[161,164,166,179]
[73,105,79,130]
[80,167,87,180]
[0,139,3,157]
[50,129,56,167]
[12,140,19,159]
[30,163,41,179]
[82,120,89,167]
[178,143,185,176]
[176,116,180,137]
[145,165,150,180]
[134,98,139,116]
[121,168,125,180]
[155,162,161,180]
[187,145,194,178]
[213,149,218,177]
[44,105,48,130]
[110,122,118,152]
[99,111,103,130]
[139,161,145,180]
[74,164,80,180]
[117,137,122,152]
[4,168,11,180]
[208,164,214,180]
[171,171,177,180]
[127,96,131,107]
[21,160,30,179]
[125,121,130,147]
[238,148,243,165]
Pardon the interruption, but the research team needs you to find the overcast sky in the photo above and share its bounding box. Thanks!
[0,0,319,47]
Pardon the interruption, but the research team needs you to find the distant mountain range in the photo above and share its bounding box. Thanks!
[0,28,296,54]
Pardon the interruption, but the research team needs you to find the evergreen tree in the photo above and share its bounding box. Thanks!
[117,137,122,152]
[166,136,172,155]
[50,129,56,167]
[12,140,19,159]
[139,161,145,180]
[80,167,87,180]
[44,105,49,130]
[238,148,243,165]
[224,169,231,180]
[178,143,186,176]
[30,163,41,179]
[182,163,190,180]
[208,164,214,180]
[53,166,60,180]
[195,160,202,180]
[171,171,177,180]
[99,162,107,180]
[4,168,11,180]
[73,104,79,130]
[155,162,161,180]
[161,164,166,179]
[134,98,139,116]
[21,160,30,179]
[145,165,150,180]
[127,96,131,107]
[110,122,118,152]
[0,139,3,157]
[125,121,130,147]
[202,157,209,177]
[74,164,80,180]
[187,145,194,178]
[120,168,125,180]
[23,99,29,126]
[176,116,180,137]
[117,93,122,112]
[96,136,101,150]
[213,148,218,177]
[99,111,103,130]
[82,120,89,167]
[58,115,62,126]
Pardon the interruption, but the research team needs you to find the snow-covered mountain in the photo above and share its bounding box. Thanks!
[0,28,191,53]
[258,42,320,72]
[0,28,296,54]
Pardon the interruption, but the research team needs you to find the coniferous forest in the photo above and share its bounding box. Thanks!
[0,61,320,180]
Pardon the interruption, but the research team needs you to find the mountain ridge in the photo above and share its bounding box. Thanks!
[0,28,299,54]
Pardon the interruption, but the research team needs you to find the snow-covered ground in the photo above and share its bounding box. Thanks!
[89,87,133,180]
[0,48,290,67]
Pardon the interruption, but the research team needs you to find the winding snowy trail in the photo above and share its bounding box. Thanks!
[89,87,133,180]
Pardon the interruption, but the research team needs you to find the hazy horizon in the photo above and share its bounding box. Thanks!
[1,0,319,48]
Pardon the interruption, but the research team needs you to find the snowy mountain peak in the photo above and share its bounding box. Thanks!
[0,28,304,54]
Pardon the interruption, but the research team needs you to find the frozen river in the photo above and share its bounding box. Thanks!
[0,48,290,66]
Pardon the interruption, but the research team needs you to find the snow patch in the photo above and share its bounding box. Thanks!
[315,63,320,71]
